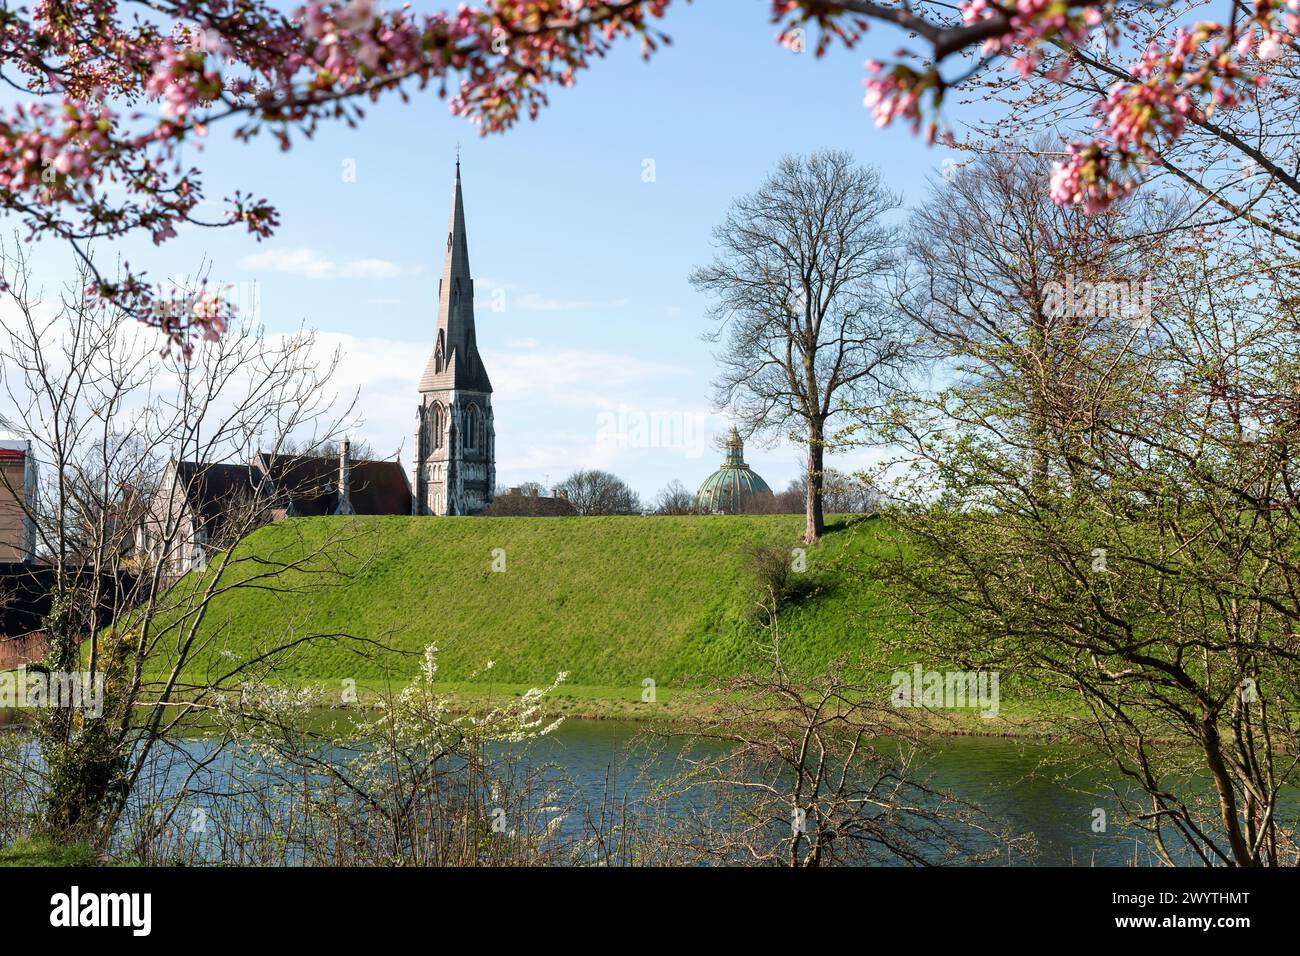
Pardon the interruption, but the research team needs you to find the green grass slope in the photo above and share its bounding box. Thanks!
[161,514,899,690]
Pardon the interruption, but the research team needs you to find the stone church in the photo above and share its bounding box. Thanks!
[413,161,495,515]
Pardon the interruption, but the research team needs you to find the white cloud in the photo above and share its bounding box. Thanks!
[488,347,683,409]
[340,258,404,280]
[238,247,404,280]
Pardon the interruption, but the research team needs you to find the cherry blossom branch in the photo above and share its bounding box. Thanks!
[777,0,1300,223]
[0,0,672,351]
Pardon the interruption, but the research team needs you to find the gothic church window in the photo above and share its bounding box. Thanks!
[465,404,480,452]
[430,403,445,450]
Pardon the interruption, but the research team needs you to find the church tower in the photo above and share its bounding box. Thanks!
[413,160,495,515]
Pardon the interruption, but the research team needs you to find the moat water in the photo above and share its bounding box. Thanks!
[3,712,1293,865]
[521,719,1236,865]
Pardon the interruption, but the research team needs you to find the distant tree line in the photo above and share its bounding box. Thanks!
[492,467,877,517]
[487,470,641,516]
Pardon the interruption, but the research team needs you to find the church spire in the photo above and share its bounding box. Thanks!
[413,156,496,517]
[443,157,470,285]
[419,159,492,395]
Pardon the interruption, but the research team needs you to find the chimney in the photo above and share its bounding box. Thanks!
[335,438,355,516]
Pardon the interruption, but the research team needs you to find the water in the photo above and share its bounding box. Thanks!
[5,712,1294,865]
[523,720,1182,865]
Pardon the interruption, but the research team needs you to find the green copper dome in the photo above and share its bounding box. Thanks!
[695,427,773,514]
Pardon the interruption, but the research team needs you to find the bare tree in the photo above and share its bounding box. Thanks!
[820,468,877,515]
[896,145,1173,495]
[551,468,641,516]
[0,244,366,847]
[692,150,912,543]
[649,480,698,515]
[736,479,802,515]
[279,436,376,462]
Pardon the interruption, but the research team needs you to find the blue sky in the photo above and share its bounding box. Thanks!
[9,3,967,501]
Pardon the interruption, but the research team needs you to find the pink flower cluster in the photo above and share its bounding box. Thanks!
[145,40,225,121]
[0,101,112,197]
[1048,141,1134,214]
[959,0,1095,78]
[776,0,1299,215]
[143,282,236,353]
[1051,16,1282,215]
[862,60,944,141]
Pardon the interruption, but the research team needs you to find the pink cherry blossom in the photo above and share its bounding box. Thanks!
[764,2,1300,214]
[0,0,674,351]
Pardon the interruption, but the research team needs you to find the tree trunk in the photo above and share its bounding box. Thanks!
[805,426,825,543]
[37,598,124,845]
[1028,309,1051,503]
[1201,716,1255,866]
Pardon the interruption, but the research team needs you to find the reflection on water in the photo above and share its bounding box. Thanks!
[525,720,1162,866]
[484,719,1298,866]
[3,711,1295,865]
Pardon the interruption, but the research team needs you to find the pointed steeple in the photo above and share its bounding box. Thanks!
[420,159,492,394]
[443,156,471,283]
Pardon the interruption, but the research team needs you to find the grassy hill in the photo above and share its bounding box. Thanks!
[160,513,902,694]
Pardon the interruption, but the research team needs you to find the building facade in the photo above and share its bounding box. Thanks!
[413,161,495,516]
[137,446,411,580]
[0,426,38,564]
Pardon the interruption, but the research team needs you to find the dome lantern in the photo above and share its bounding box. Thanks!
[695,427,773,514]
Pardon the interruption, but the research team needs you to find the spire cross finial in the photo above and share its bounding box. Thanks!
[455,142,461,171]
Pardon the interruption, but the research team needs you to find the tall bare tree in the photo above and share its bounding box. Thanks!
[895,146,1173,497]
[692,150,911,542]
